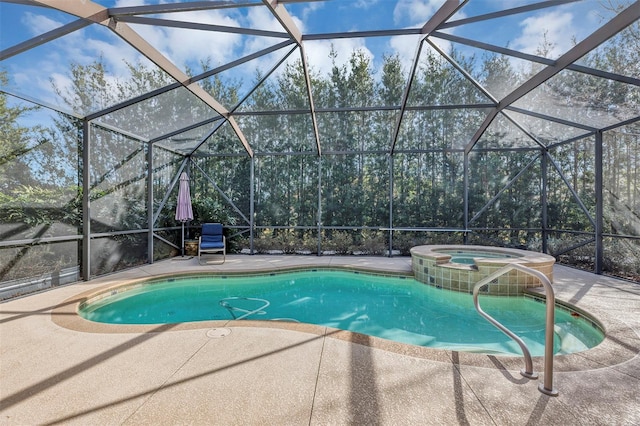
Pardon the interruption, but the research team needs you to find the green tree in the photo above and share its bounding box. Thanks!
[0,72,43,192]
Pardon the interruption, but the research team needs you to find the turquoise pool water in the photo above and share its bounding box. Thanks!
[79,270,603,356]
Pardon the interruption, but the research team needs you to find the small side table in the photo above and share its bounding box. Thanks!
[184,239,199,256]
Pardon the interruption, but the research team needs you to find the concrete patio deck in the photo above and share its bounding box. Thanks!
[1,255,638,425]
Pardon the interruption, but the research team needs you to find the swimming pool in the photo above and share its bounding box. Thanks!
[79,269,603,356]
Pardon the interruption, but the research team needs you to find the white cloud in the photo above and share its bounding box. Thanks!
[493,0,533,8]
[154,10,243,69]
[247,6,288,33]
[113,0,147,6]
[22,12,61,36]
[299,1,324,22]
[22,70,75,109]
[354,0,380,9]
[394,0,444,26]
[242,6,293,56]
[389,34,422,72]
[236,8,297,82]
[280,2,374,77]
[302,38,373,78]
[425,36,452,56]
[85,37,139,76]
[512,11,575,58]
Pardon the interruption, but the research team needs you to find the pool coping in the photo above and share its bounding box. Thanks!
[51,264,637,374]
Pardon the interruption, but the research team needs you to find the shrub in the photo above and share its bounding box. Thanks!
[252,233,273,253]
[358,230,386,255]
[276,231,299,254]
[323,231,353,254]
[300,232,318,254]
[392,232,425,256]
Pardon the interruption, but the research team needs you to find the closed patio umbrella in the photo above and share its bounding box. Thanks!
[175,172,194,257]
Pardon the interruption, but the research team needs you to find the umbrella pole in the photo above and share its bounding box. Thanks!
[181,221,185,257]
[173,221,193,261]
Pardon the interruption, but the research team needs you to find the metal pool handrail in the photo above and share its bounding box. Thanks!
[472,264,558,396]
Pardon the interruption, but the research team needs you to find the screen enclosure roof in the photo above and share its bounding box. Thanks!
[1,0,639,157]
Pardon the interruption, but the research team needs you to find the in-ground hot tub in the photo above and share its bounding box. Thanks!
[410,245,556,295]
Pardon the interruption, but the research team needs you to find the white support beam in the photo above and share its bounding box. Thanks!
[30,0,254,157]
[30,0,110,23]
[502,1,640,108]
[427,39,547,150]
[262,0,320,154]
[465,0,640,153]
[390,0,468,154]
[107,19,195,88]
[300,44,321,155]
[262,0,302,43]
[111,21,254,157]
[421,0,468,37]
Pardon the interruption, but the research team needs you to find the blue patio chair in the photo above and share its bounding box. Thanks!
[198,223,226,264]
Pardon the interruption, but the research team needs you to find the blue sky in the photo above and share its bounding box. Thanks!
[0,0,611,116]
